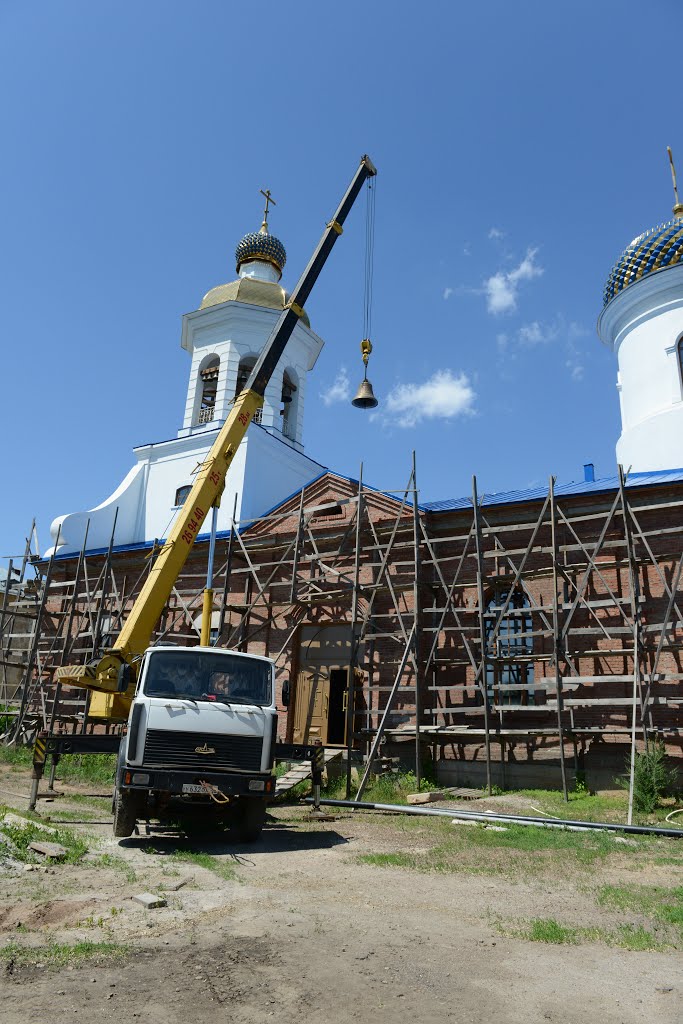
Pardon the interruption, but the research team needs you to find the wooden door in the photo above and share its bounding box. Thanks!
[292,669,329,745]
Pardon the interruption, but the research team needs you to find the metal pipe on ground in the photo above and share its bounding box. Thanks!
[303,797,683,839]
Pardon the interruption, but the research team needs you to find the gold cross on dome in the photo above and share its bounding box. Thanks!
[667,147,683,216]
[259,188,277,231]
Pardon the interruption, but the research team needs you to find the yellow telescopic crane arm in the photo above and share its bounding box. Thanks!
[56,154,377,698]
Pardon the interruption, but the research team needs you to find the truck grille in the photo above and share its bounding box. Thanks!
[143,729,263,773]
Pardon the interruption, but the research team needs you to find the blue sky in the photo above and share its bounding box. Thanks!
[0,1,680,564]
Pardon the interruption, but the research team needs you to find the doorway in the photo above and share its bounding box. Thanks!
[326,668,348,746]
[291,625,364,747]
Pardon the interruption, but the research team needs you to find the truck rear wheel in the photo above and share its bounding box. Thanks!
[113,789,138,838]
[231,797,266,842]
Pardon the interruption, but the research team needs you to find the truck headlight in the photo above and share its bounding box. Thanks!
[132,773,150,785]
[248,780,266,792]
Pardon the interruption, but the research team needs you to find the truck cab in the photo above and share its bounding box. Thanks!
[113,645,278,839]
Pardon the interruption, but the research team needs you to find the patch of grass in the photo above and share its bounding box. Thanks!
[613,924,668,952]
[277,762,440,806]
[0,743,33,771]
[495,884,683,951]
[352,807,683,883]
[360,852,415,869]
[98,853,137,883]
[359,820,618,878]
[319,770,439,806]
[0,806,89,864]
[65,793,113,809]
[0,705,18,734]
[598,883,655,913]
[0,743,116,787]
[55,754,117,787]
[526,917,580,944]
[598,883,683,936]
[168,848,236,881]
[0,940,128,969]
[43,809,99,823]
[287,778,313,799]
[518,787,630,822]
[660,902,683,927]
[495,916,670,951]
[461,822,615,859]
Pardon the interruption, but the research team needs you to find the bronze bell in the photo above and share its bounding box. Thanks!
[351,377,378,409]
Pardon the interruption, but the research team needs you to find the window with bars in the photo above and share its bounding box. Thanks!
[484,586,535,705]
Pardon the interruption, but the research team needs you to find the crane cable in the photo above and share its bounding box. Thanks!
[362,176,376,344]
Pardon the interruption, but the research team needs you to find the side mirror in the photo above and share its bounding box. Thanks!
[117,663,132,694]
[281,679,290,708]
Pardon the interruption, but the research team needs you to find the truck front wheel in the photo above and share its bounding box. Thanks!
[231,797,267,842]
[113,789,138,838]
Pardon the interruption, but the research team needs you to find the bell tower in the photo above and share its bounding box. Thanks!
[598,149,683,472]
[47,199,326,556]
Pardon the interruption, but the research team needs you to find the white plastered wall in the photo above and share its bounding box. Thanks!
[598,263,683,472]
[47,292,325,556]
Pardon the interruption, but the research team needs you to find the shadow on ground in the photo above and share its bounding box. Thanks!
[118,819,348,857]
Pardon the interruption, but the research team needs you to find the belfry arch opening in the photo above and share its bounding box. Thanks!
[196,356,220,426]
[280,369,299,442]
[236,356,262,424]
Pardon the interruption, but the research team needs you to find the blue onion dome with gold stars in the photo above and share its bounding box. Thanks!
[235,229,287,275]
[603,217,683,307]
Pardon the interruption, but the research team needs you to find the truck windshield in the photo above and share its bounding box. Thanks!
[143,650,272,706]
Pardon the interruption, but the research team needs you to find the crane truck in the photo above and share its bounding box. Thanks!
[31,155,377,840]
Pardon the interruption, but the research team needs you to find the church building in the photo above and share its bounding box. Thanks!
[15,174,683,791]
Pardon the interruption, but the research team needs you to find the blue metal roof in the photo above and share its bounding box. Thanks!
[421,468,683,513]
[44,467,683,562]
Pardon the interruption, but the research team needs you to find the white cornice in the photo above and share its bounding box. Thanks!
[180,299,324,365]
[597,263,683,350]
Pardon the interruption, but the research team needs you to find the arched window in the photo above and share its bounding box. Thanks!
[281,371,298,440]
[174,484,191,507]
[484,586,534,706]
[197,357,219,424]
[236,356,262,423]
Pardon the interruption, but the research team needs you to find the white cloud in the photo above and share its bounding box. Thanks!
[319,367,350,406]
[486,273,517,315]
[517,320,558,346]
[565,323,588,382]
[488,227,504,240]
[379,369,476,429]
[496,313,588,383]
[485,248,543,315]
[567,321,589,340]
[443,287,453,300]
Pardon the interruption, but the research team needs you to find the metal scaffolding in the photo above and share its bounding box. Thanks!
[3,458,682,802]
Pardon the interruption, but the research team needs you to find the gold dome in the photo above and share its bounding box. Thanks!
[199,277,310,328]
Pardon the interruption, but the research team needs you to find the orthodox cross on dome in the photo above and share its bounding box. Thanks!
[667,147,683,218]
[259,188,276,233]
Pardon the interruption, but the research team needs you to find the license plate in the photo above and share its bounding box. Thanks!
[181,784,207,794]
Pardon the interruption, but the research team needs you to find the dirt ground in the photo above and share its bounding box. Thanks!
[1,763,682,1024]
